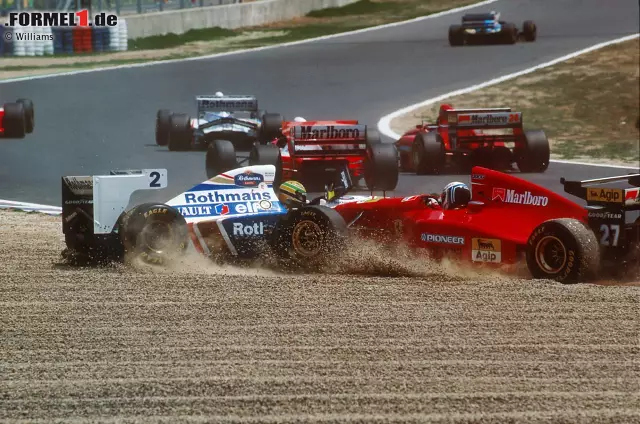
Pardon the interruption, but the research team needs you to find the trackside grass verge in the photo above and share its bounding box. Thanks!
[390,38,640,166]
[0,0,480,79]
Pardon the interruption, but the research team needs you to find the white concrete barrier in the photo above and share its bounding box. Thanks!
[125,0,358,39]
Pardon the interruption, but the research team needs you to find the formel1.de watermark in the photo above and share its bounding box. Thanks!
[4,9,118,28]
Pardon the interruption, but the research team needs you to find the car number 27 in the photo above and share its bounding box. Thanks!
[599,224,620,247]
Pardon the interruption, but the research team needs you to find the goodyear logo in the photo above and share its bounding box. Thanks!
[587,188,624,204]
[471,238,502,263]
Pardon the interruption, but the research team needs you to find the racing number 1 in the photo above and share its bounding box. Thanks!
[75,9,89,27]
[599,224,620,246]
[149,171,161,187]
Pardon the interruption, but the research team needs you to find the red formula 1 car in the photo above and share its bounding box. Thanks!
[206,119,399,192]
[0,98,34,139]
[395,105,549,174]
[308,166,638,284]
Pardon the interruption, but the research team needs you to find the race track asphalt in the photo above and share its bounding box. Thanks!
[0,0,638,206]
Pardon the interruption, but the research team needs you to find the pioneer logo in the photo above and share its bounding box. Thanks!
[296,125,365,140]
[492,188,549,206]
[420,233,465,245]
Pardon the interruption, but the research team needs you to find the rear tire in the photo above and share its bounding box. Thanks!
[502,23,518,44]
[412,132,445,175]
[168,113,192,151]
[206,139,237,179]
[516,129,550,173]
[526,218,600,283]
[260,113,283,142]
[364,143,399,191]
[522,20,537,42]
[448,24,464,46]
[365,127,382,147]
[120,203,189,266]
[2,102,26,138]
[16,98,34,133]
[250,144,280,167]
[155,109,172,146]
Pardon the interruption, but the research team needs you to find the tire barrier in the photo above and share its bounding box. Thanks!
[1,20,128,57]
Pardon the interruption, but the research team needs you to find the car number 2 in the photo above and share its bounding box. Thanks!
[599,224,620,247]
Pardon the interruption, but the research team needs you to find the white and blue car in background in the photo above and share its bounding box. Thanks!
[154,92,283,152]
[448,11,537,46]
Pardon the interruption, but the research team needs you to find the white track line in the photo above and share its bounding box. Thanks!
[378,33,640,170]
[0,199,62,215]
[0,0,497,84]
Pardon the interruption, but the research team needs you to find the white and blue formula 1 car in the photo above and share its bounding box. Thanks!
[448,11,537,46]
[60,164,376,267]
[154,92,283,152]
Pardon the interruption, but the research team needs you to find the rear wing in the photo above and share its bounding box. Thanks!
[195,95,258,113]
[62,169,168,236]
[290,124,367,155]
[561,173,640,211]
[446,108,523,144]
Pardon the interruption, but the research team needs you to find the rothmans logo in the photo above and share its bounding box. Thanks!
[492,187,549,206]
[234,170,264,187]
[295,125,365,140]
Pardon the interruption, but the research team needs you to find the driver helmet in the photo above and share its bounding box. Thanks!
[214,91,224,97]
[440,181,470,210]
[278,181,307,209]
[293,116,307,123]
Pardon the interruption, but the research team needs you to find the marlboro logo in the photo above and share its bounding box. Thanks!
[294,125,365,140]
[492,187,548,206]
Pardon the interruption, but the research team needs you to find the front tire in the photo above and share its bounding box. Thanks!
[364,143,399,191]
[449,24,464,46]
[526,218,600,284]
[271,206,347,269]
[522,20,537,42]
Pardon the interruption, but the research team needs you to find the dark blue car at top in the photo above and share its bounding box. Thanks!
[449,11,537,46]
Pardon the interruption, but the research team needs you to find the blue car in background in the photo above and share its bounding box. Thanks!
[449,11,537,46]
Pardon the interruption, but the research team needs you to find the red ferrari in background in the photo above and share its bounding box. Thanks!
[206,118,399,192]
[395,104,550,174]
[0,99,35,139]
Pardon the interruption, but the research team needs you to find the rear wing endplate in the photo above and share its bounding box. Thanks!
[560,173,640,210]
[62,169,168,235]
[196,95,258,112]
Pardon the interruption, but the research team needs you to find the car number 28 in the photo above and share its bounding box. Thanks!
[599,224,620,247]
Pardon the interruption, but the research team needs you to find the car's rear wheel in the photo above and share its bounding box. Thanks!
[168,113,192,151]
[522,20,537,42]
[502,23,518,44]
[250,144,280,167]
[120,203,189,266]
[155,109,172,146]
[206,139,237,179]
[16,98,34,133]
[2,102,26,138]
[448,24,464,46]
[412,131,445,175]
[526,218,600,284]
[516,129,550,173]
[365,127,382,147]
[260,113,283,142]
[364,143,399,191]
